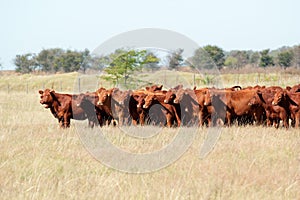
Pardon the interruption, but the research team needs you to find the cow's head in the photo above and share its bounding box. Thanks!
[39,89,55,108]
[97,88,113,106]
[145,84,163,92]
[164,90,176,104]
[143,94,155,109]
[75,93,86,107]
[272,91,284,106]
[112,88,131,106]
[203,90,212,106]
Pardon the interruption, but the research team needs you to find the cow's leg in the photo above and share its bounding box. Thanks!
[295,113,300,128]
[166,113,173,128]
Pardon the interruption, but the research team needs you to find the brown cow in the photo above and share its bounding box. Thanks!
[249,89,288,128]
[39,89,87,128]
[164,88,199,126]
[110,88,131,126]
[193,88,213,126]
[96,88,116,126]
[127,85,164,126]
[143,91,181,127]
[272,90,300,128]
[204,89,265,126]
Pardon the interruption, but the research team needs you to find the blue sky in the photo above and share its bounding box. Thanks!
[0,0,299,70]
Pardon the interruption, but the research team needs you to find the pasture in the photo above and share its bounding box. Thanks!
[1,71,300,199]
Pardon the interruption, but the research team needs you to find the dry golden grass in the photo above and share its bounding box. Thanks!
[0,91,300,199]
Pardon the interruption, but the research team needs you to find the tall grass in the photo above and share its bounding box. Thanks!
[0,92,299,199]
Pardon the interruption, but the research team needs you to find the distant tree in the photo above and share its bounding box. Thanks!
[231,50,249,69]
[89,55,110,71]
[103,49,156,86]
[293,45,300,68]
[259,49,274,67]
[143,52,160,71]
[79,49,91,73]
[36,48,64,72]
[203,45,225,69]
[189,48,215,69]
[224,56,238,68]
[250,52,260,67]
[14,53,37,73]
[277,50,294,70]
[53,50,85,73]
[167,48,184,69]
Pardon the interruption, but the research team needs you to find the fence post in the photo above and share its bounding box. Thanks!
[193,73,195,87]
[78,78,81,93]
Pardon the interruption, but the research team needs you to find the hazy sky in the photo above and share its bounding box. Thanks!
[0,0,299,70]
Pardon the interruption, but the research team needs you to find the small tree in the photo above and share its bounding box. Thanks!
[277,50,294,70]
[103,49,156,86]
[167,48,184,69]
[259,49,274,68]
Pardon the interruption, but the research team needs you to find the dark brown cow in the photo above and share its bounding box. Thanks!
[110,88,131,126]
[272,90,300,128]
[39,89,87,128]
[76,92,107,127]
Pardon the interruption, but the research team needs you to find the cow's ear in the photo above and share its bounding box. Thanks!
[107,88,114,96]
[158,85,163,90]
[286,86,292,91]
[38,90,43,95]
[193,86,196,90]
[145,86,150,91]
[50,89,55,93]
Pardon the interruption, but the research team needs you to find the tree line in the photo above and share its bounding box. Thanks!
[12,44,300,75]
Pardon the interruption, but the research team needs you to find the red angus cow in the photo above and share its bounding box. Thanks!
[143,91,181,127]
[249,89,287,128]
[129,91,148,125]
[272,90,300,128]
[164,88,199,126]
[193,88,213,126]
[96,88,115,126]
[39,89,87,128]
[205,89,265,126]
[127,85,164,126]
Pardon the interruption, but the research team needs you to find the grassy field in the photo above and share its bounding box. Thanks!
[0,71,300,199]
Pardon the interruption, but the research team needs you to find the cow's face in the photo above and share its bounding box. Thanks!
[75,93,86,107]
[203,91,212,106]
[272,91,284,106]
[134,94,145,108]
[112,89,130,105]
[39,89,54,108]
[164,90,176,104]
[97,89,112,106]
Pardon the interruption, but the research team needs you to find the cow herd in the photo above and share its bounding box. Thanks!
[38,83,300,129]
